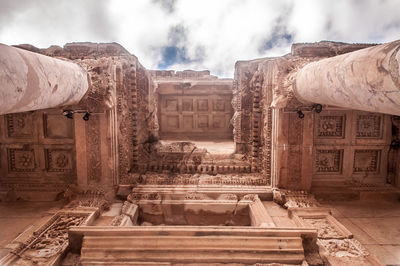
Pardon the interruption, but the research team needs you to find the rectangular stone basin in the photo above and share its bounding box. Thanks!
[138,200,251,226]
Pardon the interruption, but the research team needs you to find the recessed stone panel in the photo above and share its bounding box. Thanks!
[166,116,179,128]
[353,150,380,173]
[183,116,193,129]
[44,114,74,139]
[45,149,73,172]
[198,115,208,128]
[8,148,36,172]
[212,115,225,128]
[316,115,345,138]
[6,113,34,138]
[315,149,343,173]
[356,114,382,138]
[182,99,193,111]
[165,99,178,111]
[213,99,225,111]
[197,99,209,112]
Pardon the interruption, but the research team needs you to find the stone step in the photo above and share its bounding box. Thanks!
[70,226,315,265]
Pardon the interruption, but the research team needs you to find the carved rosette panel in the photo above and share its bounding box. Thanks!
[6,112,34,138]
[315,149,343,173]
[316,115,345,138]
[86,115,101,181]
[353,150,380,173]
[46,149,73,172]
[356,114,382,138]
[8,148,36,172]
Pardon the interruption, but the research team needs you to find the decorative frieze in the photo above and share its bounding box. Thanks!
[134,174,268,186]
[86,114,101,181]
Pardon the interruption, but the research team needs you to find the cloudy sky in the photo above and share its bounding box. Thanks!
[1,0,399,77]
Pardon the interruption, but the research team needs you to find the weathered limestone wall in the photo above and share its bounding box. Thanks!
[0,44,88,115]
[294,40,400,116]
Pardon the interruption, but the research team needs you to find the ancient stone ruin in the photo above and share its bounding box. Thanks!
[0,40,399,265]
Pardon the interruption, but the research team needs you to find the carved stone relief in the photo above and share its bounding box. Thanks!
[86,114,101,181]
[8,148,36,172]
[303,217,343,239]
[318,239,368,258]
[316,115,345,138]
[356,114,382,138]
[6,113,34,138]
[46,149,73,172]
[315,149,343,173]
[1,211,91,266]
[130,173,268,186]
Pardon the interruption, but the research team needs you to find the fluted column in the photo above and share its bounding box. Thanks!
[0,43,88,115]
[294,40,400,116]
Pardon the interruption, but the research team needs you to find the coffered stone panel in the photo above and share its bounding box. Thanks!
[353,149,381,173]
[315,149,343,174]
[43,113,74,139]
[183,116,193,129]
[316,115,346,138]
[45,149,73,172]
[197,99,209,112]
[8,148,36,172]
[312,109,390,185]
[198,115,209,128]
[166,116,179,129]
[159,95,233,139]
[213,99,226,112]
[6,112,34,138]
[182,99,193,111]
[213,115,225,128]
[355,113,383,139]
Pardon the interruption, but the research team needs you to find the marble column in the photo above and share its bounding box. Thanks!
[294,40,400,116]
[0,43,88,115]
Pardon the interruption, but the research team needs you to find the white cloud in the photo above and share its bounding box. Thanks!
[0,0,399,77]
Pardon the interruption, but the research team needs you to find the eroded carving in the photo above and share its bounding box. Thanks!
[315,149,343,173]
[317,115,345,138]
[304,218,343,239]
[319,239,368,258]
[86,114,101,181]
[353,150,380,172]
[46,149,73,172]
[8,148,36,172]
[6,112,34,138]
[356,114,382,138]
